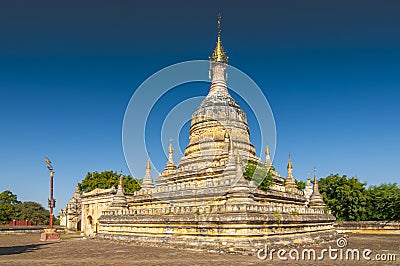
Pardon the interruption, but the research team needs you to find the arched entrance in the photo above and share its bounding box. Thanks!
[77,220,81,231]
[87,215,93,227]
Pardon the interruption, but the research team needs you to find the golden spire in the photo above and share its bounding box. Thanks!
[285,153,296,188]
[265,143,272,168]
[265,143,271,160]
[118,173,124,189]
[146,159,151,170]
[265,144,270,156]
[211,13,228,64]
[287,153,292,169]
[168,138,173,155]
[313,167,317,185]
[164,138,176,171]
[168,138,174,164]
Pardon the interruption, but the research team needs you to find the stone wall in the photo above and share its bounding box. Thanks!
[335,221,400,234]
[0,226,59,234]
[97,211,336,253]
[81,187,116,236]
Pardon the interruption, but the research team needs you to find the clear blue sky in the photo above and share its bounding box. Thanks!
[1,0,399,214]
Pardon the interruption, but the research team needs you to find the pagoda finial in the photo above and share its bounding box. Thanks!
[265,142,273,168]
[168,138,174,162]
[164,138,176,171]
[210,13,228,64]
[287,152,292,169]
[285,153,296,188]
[118,172,124,188]
[217,12,221,35]
[312,167,319,191]
[313,167,318,186]
[168,138,173,154]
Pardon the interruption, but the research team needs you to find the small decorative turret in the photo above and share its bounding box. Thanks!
[309,167,326,208]
[164,138,177,171]
[285,153,296,188]
[303,173,313,207]
[265,143,273,168]
[110,173,128,208]
[142,159,155,189]
[304,173,313,201]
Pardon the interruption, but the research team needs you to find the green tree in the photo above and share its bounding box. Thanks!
[243,162,274,191]
[295,180,306,190]
[12,202,50,225]
[0,190,20,205]
[367,183,400,221]
[0,204,15,225]
[78,171,141,193]
[54,215,60,225]
[319,174,369,221]
[0,190,20,224]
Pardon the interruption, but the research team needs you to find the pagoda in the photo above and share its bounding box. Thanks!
[80,15,336,253]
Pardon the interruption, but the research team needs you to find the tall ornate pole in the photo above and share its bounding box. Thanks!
[40,157,60,241]
[46,157,56,229]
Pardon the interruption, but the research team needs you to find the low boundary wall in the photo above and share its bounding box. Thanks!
[335,221,400,234]
[0,226,64,234]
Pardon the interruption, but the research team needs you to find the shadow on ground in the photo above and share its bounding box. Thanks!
[0,242,54,256]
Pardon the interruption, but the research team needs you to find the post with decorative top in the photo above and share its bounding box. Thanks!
[40,156,61,241]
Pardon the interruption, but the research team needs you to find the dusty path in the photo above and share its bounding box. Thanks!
[0,233,399,265]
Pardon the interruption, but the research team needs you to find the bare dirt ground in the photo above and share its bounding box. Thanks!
[0,233,399,265]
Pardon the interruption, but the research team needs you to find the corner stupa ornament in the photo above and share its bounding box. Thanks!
[164,138,177,171]
[309,167,326,209]
[265,144,273,168]
[110,173,128,208]
[285,153,296,189]
[304,173,313,202]
[142,159,155,190]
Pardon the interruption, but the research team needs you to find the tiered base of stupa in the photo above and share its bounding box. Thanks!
[96,176,336,253]
[97,214,335,253]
